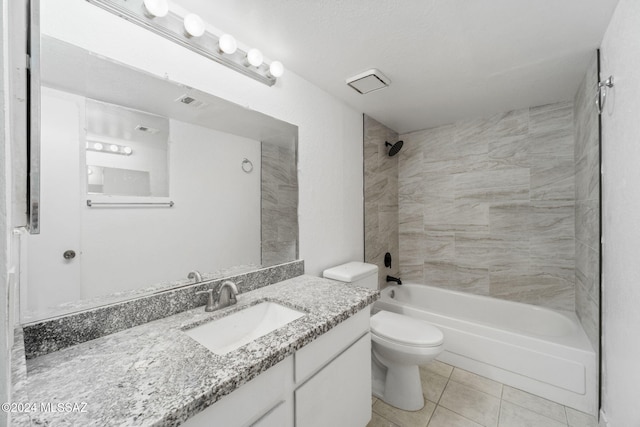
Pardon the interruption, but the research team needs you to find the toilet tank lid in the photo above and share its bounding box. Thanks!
[323,262,378,282]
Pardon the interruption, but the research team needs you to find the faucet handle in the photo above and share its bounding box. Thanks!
[195,288,216,312]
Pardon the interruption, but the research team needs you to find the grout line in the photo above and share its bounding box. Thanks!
[502,398,569,426]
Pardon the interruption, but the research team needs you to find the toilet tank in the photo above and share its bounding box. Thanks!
[322,262,379,290]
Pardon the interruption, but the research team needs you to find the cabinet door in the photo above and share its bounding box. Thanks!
[295,333,371,427]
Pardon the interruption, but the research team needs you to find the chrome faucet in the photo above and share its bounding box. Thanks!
[188,270,203,283]
[195,280,240,312]
[217,280,239,309]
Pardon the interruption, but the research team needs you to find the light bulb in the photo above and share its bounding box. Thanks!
[143,0,168,18]
[269,61,284,78]
[184,14,205,38]
[218,34,237,54]
[123,146,133,155]
[246,48,263,67]
[110,144,119,152]
[94,142,103,151]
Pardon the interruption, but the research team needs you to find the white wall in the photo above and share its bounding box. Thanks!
[0,0,10,423]
[600,0,640,425]
[40,1,364,280]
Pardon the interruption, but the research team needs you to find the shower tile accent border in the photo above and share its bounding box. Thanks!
[22,260,304,359]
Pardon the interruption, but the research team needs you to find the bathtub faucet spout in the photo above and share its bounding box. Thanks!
[386,275,402,285]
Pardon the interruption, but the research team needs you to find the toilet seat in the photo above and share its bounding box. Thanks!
[370,310,444,347]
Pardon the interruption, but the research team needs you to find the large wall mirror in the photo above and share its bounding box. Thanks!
[25,23,299,322]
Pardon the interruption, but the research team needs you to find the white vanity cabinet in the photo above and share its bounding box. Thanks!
[181,355,294,427]
[182,308,371,427]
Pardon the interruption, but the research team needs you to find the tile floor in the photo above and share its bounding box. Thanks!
[367,360,598,427]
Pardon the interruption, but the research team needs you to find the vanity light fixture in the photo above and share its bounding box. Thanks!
[218,34,237,55]
[246,48,263,67]
[142,0,168,18]
[183,13,205,38]
[86,141,133,156]
[269,61,284,78]
[85,0,284,86]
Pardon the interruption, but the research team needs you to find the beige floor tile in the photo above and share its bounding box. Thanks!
[450,368,503,398]
[373,398,436,427]
[428,406,482,427]
[421,360,454,378]
[502,386,567,423]
[498,400,567,427]
[372,396,379,406]
[565,407,597,427]
[439,381,501,426]
[367,412,400,427]
[420,369,449,403]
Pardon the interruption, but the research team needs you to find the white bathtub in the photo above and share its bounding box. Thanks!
[375,284,597,415]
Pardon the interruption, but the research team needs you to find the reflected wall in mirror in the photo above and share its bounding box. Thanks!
[24,36,299,322]
[85,100,170,197]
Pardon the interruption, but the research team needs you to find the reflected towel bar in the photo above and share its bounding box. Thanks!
[86,200,175,207]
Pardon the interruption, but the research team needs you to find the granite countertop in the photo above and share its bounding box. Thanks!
[17,275,378,426]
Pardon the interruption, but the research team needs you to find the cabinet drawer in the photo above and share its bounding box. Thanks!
[295,308,370,384]
[182,356,293,427]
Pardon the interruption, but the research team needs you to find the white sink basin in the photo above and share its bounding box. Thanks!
[184,301,306,355]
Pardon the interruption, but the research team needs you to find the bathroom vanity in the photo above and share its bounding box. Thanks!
[13,276,377,426]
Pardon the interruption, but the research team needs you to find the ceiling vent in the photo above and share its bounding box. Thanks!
[135,124,160,134]
[346,69,391,94]
[175,94,208,108]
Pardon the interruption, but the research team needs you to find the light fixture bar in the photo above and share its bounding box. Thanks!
[86,141,133,156]
[85,0,277,86]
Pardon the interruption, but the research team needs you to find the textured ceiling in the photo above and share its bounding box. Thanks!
[175,0,619,133]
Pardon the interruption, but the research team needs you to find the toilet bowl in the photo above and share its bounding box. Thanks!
[322,261,445,411]
[370,310,444,410]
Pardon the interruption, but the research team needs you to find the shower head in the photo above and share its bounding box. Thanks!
[385,140,404,157]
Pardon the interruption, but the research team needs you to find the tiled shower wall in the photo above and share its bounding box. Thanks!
[261,142,299,266]
[364,115,400,289]
[574,53,600,352]
[398,102,576,311]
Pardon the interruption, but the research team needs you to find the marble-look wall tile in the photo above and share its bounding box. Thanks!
[399,101,577,311]
[530,201,575,239]
[424,231,455,262]
[574,52,600,354]
[364,115,400,288]
[261,143,298,266]
[530,155,575,201]
[530,102,573,134]
[488,135,530,170]
[529,129,574,158]
[576,240,599,300]
[576,199,600,250]
[576,278,599,352]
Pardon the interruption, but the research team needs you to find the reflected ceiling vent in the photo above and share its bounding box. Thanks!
[346,69,391,94]
[135,124,160,134]
[175,94,208,108]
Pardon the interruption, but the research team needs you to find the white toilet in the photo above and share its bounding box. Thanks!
[323,262,444,411]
